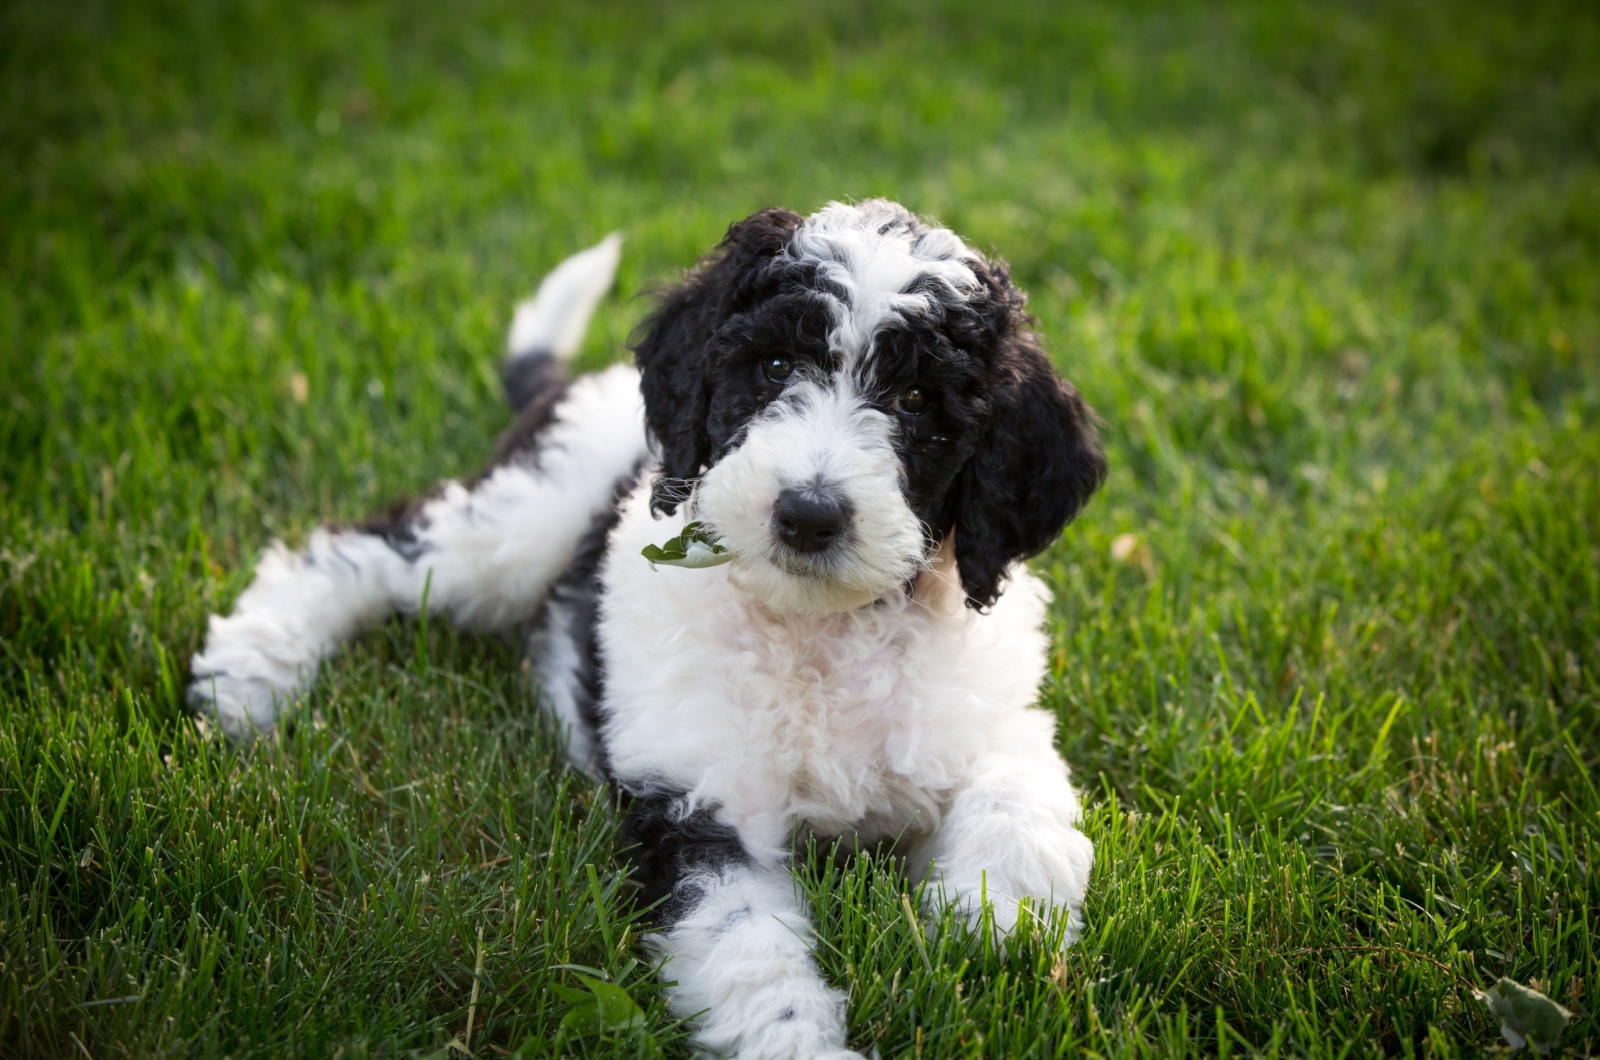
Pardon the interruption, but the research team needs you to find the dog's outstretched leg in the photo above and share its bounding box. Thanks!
[912,752,1095,947]
[189,234,642,741]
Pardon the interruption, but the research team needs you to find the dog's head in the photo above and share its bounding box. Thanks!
[633,200,1105,613]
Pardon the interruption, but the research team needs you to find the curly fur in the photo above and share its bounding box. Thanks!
[189,201,1105,1058]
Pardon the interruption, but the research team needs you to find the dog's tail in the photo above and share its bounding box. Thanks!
[502,232,623,410]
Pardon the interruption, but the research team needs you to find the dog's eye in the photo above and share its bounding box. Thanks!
[897,386,930,416]
[764,357,795,384]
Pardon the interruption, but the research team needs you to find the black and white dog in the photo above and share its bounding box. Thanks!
[190,200,1105,1058]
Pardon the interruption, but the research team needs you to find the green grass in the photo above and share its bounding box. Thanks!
[3,0,1597,1055]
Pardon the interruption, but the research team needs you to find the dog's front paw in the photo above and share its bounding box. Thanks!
[928,846,1092,953]
[942,888,1085,952]
[921,810,1094,953]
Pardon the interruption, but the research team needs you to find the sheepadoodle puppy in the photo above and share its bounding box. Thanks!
[190,199,1106,1058]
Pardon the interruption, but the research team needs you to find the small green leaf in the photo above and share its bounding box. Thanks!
[558,998,601,1037]
[549,982,592,1005]
[581,976,646,1030]
[641,520,733,569]
[1482,978,1571,1054]
[556,974,645,1038]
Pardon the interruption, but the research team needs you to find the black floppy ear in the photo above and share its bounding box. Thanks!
[948,331,1106,611]
[631,207,803,515]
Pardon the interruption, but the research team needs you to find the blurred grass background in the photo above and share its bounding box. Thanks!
[2,0,1597,1056]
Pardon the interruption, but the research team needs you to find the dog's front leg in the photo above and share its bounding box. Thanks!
[913,752,1095,947]
[627,795,860,1059]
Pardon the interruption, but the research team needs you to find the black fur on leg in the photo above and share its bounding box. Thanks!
[350,494,436,562]
[620,786,749,925]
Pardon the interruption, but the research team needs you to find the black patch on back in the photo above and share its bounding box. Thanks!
[479,354,573,480]
[502,348,568,413]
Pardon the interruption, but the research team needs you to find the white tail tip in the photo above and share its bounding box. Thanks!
[507,231,624,361]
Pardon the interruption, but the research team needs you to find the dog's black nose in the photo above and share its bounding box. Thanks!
[772,487,848,554]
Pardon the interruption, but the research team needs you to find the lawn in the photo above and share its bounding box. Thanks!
[2,1,1597,1056]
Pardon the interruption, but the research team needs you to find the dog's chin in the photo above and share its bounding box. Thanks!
[726,550,910,615]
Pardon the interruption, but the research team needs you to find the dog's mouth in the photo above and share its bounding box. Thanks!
[720,528,917,614]
[767,545,853,581]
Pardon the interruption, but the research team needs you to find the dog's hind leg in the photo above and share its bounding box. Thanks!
[189,234,642,742]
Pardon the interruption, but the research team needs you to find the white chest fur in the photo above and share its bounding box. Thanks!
[597,482,1063,860]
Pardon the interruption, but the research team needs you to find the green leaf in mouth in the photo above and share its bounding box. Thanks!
[641,520,733,569]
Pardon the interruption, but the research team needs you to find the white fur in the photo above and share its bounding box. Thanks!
[601,479,1090,1049]
[193,207,1096,1056]
[526,597,600,772]
[190,363,645,741]
[604,478,1083,869]
[188,531,406,739]
[908,751,1095,943]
